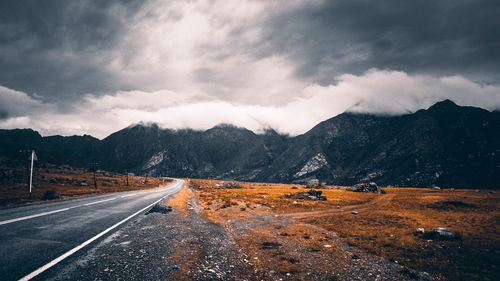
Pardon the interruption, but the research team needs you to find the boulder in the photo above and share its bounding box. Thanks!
[416,228,425,234]
[424,227,459,240]
[146,204,173,214]
[282,189,326,201]
[350,182,384,193]
[223,181,243,189]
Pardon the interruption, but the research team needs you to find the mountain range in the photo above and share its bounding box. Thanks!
[1,100,499,188]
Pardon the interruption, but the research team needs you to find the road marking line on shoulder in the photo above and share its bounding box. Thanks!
[0,208,70,226]
[18,182,182,281]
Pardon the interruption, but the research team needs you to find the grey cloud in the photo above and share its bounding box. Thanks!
[0,0,143,102]
[258,0,500,84]
[0,110,8,120]
[1,0,499,113]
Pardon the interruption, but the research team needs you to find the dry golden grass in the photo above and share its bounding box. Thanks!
[0,169,172,207]
[190,179,500,281]
[167,183,191,216]
[169,240,202,281]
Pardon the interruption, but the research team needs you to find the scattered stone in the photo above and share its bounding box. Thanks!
[223,181,243,189]
[262,242,281,249]
[349,182,384,193]
[146,204,173,214]
[416,228,425,234]
[351,211,358,215]
[424,227,459,241]
[282,189,327,201]
[307,179,325,189]
[324,244,332,248]
[42,189,59,200]
[336,205,340,209]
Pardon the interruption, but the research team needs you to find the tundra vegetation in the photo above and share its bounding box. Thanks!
[189,179,499,281]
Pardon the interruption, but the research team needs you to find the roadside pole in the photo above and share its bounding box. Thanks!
[29,150,37,195]
[89,162,99,189]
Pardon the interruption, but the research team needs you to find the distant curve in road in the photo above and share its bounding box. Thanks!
[0,179,183,281]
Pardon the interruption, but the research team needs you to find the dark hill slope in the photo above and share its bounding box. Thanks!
[267,100,500,188]
[1,100,498,188]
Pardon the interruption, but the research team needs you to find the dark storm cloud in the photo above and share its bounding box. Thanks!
[1,0,499,114]
[259,0,500,84]
[0,0,143,102]
[0,110,8,120]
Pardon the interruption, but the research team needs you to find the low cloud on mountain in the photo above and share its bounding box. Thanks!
[1,69,499,138]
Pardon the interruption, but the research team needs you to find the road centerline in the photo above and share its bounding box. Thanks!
[0,208,71,226]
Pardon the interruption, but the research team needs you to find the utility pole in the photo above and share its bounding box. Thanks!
[125,170,129,186]
[20,150,31,190]
[89,162,99,189]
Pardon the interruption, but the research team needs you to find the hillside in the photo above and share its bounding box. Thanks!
[1,100,499,188]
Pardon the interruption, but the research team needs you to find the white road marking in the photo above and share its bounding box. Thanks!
[19,181,182,281]
[80,198,117,206]
[0,208,70,226]
[120,193,137,198]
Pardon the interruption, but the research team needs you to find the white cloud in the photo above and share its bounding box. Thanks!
[105,0,308,105]
[1,69,499,139]
[0,85,51,118]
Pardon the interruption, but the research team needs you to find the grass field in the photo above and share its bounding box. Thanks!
[190,179,500,281]
[0,165,172,207]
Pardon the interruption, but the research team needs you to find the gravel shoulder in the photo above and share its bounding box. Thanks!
[45,187,258,281]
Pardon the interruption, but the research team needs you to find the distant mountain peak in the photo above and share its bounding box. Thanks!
[127,121,160,129]
[427,99,458,111]
[210,123,241,130]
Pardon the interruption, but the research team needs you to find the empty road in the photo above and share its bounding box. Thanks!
[0,179,183,281]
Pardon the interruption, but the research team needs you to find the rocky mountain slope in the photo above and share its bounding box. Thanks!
[1,100,499,188]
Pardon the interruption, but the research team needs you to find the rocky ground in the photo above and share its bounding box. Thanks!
[43,183,438,281]
[45,188,257,281]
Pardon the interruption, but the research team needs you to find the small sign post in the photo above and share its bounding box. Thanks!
[29,150,38,194]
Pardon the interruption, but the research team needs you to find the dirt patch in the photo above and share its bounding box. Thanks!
[190,178,500,281]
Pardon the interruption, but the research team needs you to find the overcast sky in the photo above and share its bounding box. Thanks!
[1,0,500,138]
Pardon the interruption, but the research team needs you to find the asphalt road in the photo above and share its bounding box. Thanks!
[0,179,183,281]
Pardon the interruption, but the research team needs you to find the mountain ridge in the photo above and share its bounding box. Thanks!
[1,100,499,188]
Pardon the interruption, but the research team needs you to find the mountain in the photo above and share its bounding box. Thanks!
[1,100,499,188]
[266,100,500,188]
